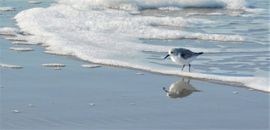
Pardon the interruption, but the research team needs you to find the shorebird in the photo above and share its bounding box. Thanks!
[164,48,203,72]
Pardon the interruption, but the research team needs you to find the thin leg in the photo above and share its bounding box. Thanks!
[187,79,190,84]
[188,64,191,72]
[181,65,185,71]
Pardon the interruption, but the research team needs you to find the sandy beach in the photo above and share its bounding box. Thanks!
[1,0,269,130]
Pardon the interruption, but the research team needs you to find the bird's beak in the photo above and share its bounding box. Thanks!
[164,54,170,59]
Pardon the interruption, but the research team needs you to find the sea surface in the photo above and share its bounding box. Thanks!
[1,0,269,91]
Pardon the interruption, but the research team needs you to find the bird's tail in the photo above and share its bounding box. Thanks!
[195,52,203,56]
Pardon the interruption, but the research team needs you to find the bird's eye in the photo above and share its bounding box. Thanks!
[171,51,174,54]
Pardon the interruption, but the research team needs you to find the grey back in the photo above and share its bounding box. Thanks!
[173,48,194,59]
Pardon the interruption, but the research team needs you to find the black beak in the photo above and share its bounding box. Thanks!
[164,54,170,59]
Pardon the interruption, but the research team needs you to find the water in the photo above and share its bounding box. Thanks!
[1,0,269,91]
[0,1,270,129]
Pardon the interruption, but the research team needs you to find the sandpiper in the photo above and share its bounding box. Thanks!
[164,48,203,72]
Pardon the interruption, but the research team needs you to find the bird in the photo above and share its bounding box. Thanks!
[164,48,203,72]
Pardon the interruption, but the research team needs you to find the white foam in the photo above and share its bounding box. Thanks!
[81,64,101,68]
[146,68,269,92]
[158,7,182,11]
[0,27,38,45]
[28,1,42,4]
[0,7,16,11]
[0,27,19,36]
[44,50,68,55]
[9,47,34,52]
[6,36,28,42]
[42,63,66,67]
[223,0,247,10]
[14,0,269,92]
[146,31,244,41]
[11,109,21,113]
[11,41,33,45]
[186,12,225,16]
[0,63,23,69]
[135,72,144,75]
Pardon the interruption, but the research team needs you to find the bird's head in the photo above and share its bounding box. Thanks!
[164,48,176,59]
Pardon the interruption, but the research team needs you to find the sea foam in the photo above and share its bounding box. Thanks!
[0,7,16,12]
[9,47,34,52]
[0,27,19,36]
[0,63,23,69]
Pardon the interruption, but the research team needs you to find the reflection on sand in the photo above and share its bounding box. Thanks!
[163,78,200,99]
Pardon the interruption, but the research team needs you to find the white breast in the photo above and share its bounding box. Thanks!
[170,54,196,65]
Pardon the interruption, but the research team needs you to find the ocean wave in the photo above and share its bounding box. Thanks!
[57,0,249,11]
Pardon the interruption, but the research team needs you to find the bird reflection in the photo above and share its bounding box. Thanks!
[163,78,200,99]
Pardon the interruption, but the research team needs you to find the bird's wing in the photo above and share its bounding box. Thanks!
[178,49,194,59]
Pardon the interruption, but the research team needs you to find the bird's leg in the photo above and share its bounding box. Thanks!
[187,79,190,84]
[181,65,185,71]
[188,64,191,72]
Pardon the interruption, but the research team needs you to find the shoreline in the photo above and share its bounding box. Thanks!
[1,38,269,129]
[48,60,270,94]
[2,46,268,93]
